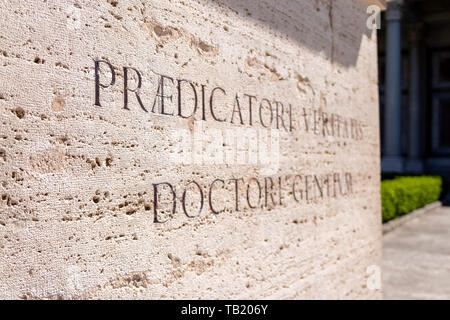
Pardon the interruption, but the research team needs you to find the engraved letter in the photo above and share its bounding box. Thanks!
[246,177,262,209]
[94,59,115,107]
[177,79,198,119]
[182,181,204,218]
[209,87,227,122]
[230,94,244,125]
[209,179,225,214]
[153,182,176,223]
[259,98,273,128]
[152,74,175,116]
[123,66,147,112]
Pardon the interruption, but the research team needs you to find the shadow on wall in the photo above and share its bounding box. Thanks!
[206,0,375,68]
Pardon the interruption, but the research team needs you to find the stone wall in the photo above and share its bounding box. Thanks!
[0,0,382,299]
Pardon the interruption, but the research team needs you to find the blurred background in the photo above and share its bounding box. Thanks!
[379,1,450,300]
[378,0,450,203]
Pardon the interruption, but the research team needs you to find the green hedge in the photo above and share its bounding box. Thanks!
[381,176,442,223]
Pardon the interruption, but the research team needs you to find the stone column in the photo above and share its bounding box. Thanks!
[405,23,424,173]
[382,0,404,172]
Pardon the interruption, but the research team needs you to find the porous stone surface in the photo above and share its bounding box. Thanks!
[0,0,382,299]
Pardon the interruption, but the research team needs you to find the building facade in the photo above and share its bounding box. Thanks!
[379,0,450,199]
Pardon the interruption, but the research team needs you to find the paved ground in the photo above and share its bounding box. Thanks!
[383,206,450,299]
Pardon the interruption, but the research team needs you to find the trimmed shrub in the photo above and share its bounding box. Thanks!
[381,176,442,223]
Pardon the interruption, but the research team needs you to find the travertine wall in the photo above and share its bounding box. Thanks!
[0,0,382,299]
